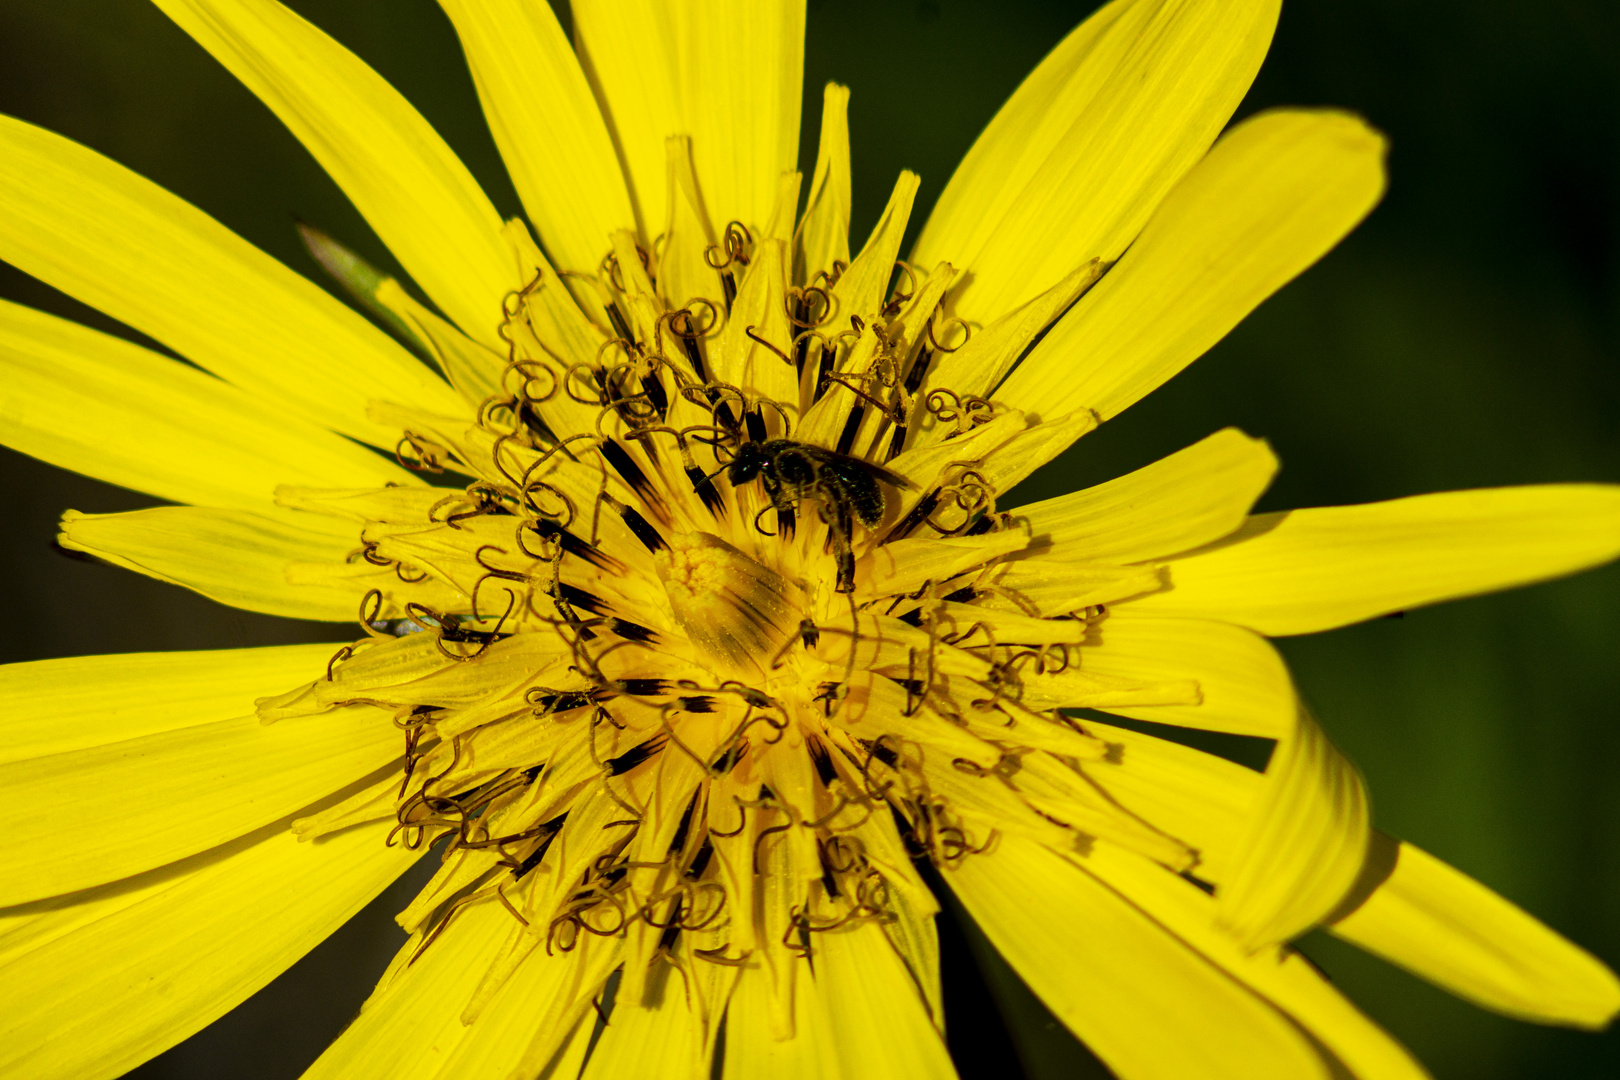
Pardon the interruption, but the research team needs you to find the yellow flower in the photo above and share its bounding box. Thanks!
[0,1,1615,1078]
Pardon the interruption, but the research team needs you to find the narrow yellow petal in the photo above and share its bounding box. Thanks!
[723,960,842,1080]
[0,298,417,510]
[1085,843,1431,1080]
[914,0,1280,325]
[571,0,682,239]
[831,170,919,332]
[57,506,364,622]
[1082,718,1261,885]
[0,643,342,766]
[813,920,957,1078]
[152,0,515,344]
[574,0,804,238]
[1081,612,1295,737]
[1011,428,1277,563]
[583,983,706,1080]
[947,833,1332,1080]
[429,948,595,1079]
[0,114,461,447]
[795,82,851,283]
[1330,835,1620,1029]
[922,260,1104,406]
[375,278,506,407]
[438,0,633,273]
[2,701,397,905]
[997,109,1386,418]
[669,0,805,237]
[0,817,414,1080]
[1219,709,1370,949]
[301,898,515,1080]
[1131,484,1620,635]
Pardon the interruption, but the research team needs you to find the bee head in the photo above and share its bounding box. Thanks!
[727,442,766,485]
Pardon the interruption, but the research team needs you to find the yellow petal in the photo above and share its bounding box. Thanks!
[1011,428,1276,563]
[997,108,1386,418]
[58,506,363,621]
[1330,835,1620,1029]
[0,114,460,447]
[2,699,398,905]
[0,298,416,510]
[1219,708,1370,949]
[429,945,598,1079]
[375,278,506,407]
[914,0,1280,326]
[438,0,633,273]
[795,82,852,284]
[574,0,804,238]
[723,959,842,1080]
[812,920,957,1078]
[0,817,415,1080]
[1085,842,1431,1080]
[1081,718,1261,885]
[583,981,706,1080]
[1082,611,1295,737]
[152,0,514,344]
[571,0,682,238]
[1132,484,1620,635]
[0,643,343,766]
[301,897,516,1080]
[947,832,1332,1080]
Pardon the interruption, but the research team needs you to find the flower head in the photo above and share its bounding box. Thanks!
[1,2,1618,1079]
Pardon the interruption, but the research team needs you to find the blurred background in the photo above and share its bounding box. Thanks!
[1,0,1617,1077]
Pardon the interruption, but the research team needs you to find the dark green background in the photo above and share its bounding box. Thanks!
[1,1,1616,1077]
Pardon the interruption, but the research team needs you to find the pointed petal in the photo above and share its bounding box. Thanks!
[1330,835,1620,1029]
[1085,843,1431,1080]
[1013,428,1276,563]
[947,833,1331,1080]
[0,643,342,766]
[1081,718,1261,885]
[0,817,415,1080]
[2,698,398,905]
[1131,484,1620,635]
[813,920,958,1079]
[57,505,365,621]
[0,114,461,446]
[996,109,1386,419]
[573,0,805,237]
[300,898,515,1080]
[914,0,1280,325]
[1218,708,1370,949]
[0,298,416,510]
[152,0,515,344]
[795,82,851,284]
[438,0,633,273]
[1082,611,1296,737]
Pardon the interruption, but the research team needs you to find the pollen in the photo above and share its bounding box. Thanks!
[656,531,800,674]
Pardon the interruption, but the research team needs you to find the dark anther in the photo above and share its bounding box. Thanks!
[600,440,658,503]
[607,497,668,553]
[610,618,659,644]
[709,739,748,775]
[557,583,611,616]
[528,519,617,572]
[684,463,726,516]
[678,695,717,713]
[668,792,699,856]
[743,408,768,445]
[604,303,634,343]
[885,423,908,462]
[807,737,838,787]
[964,513,995,536]
[641,372,669,418]
[864,738,900,768]
[657,905,682,953]
[834,405,865,457]
[685,837,715,880]
[889,490,940,542]
[897,607,925,628]
[798,619,820,649]
[944,586,977,603]
[618,678,669,697]
[606,736,667,776]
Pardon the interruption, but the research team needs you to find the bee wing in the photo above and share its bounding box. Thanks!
[846,456,914,490]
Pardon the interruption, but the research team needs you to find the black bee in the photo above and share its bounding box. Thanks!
[726,439,911,592]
